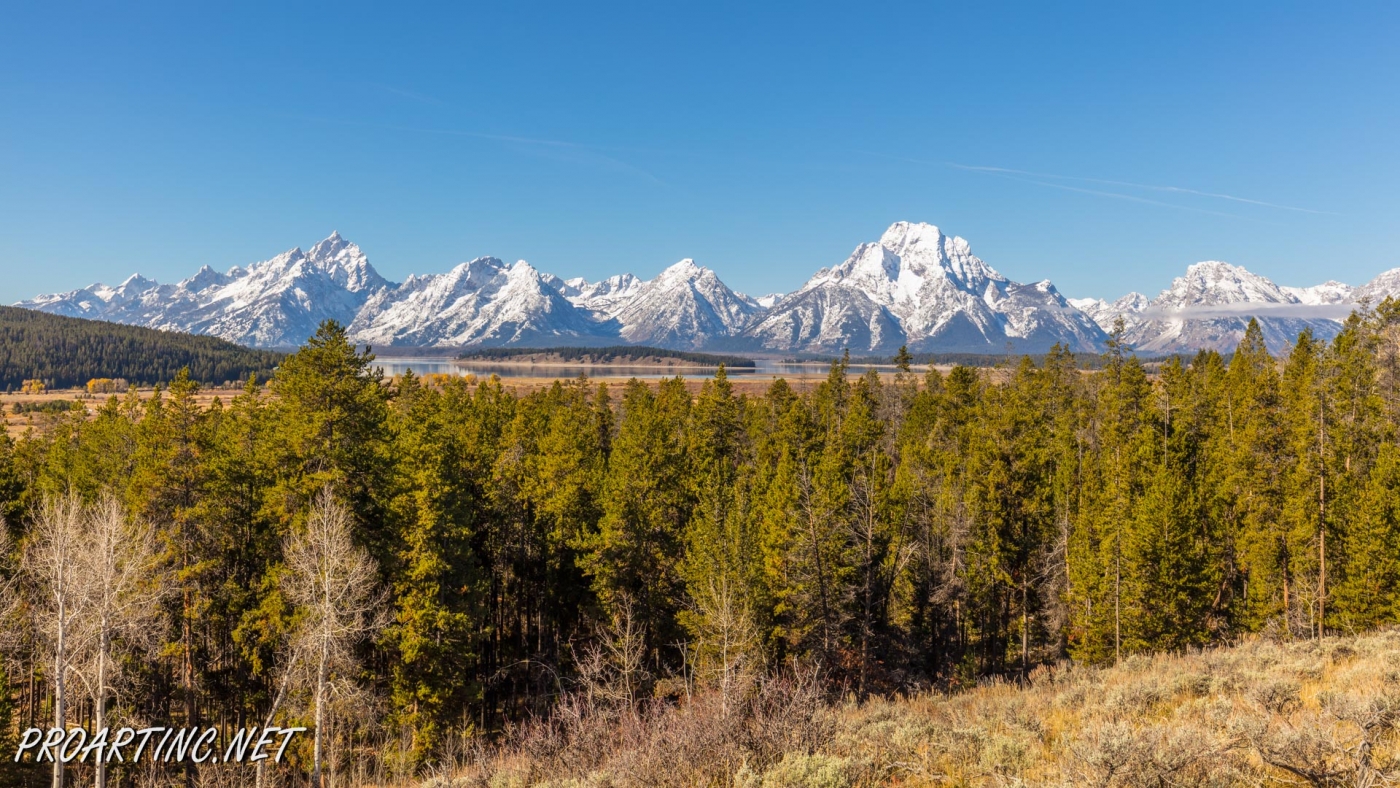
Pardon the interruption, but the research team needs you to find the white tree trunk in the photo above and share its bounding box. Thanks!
[53,593,65,788]
[314,637,328,788]
[95,626,108,788]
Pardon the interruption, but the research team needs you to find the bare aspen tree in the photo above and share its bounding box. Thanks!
[576,596,650,711]
[282,487,383,788]
[254,645,300,788]
[77,493,162,788]
[21,493,89,788]
[690,578,760,715]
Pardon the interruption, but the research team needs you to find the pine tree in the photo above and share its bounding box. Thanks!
[1070,326,1156,664]
[1332,443,1400,630]
[385,372,485,761]
[583,378,691,671]
[268,320,391,557]
[1224,319,1287,631]
[1280,330,1329,637]
[682,367,767,682]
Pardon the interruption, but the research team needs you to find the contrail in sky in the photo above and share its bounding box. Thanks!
[861,152,1332,217]
[945,162,1335,215]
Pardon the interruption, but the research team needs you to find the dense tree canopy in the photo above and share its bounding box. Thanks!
[6,310,1400,781]
[0,305,282,389]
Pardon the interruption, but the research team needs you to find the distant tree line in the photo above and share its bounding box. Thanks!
[0,306,282,389]
[459,344,757,367]
[3,308,1400,782]
[10,400,84,416]
[847,347,1190,370]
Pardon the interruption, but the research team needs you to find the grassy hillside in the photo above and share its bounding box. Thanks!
[459,345,757,368]
[0,305,282,389]
[442,630,1400,787]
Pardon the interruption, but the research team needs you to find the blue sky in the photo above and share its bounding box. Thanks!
[2,2,1397,304]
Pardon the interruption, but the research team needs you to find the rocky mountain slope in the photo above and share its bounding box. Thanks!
[1074,262,1387,354]
[17,225,1400,355]
[20,232,391,347]
[348,257,615,347]
[740,221,1107,353]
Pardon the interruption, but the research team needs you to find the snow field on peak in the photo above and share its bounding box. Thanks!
[20,225,1400,356]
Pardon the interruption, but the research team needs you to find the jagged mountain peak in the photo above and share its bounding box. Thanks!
[1282,280,1354,306]
[877,221,970,262]
[1077,261,1357,354]
[1159,261,1293,307]
[28,222,1386,356]
[350,252,614,348]
[1352,269,1400,305]
[608,258,759,349]
[119,273,155,289]
[1069,293,1150,333]
[661,258,704,276]
[179,265,232,294]
[745,222,1103,353]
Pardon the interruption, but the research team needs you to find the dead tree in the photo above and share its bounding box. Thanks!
[21,493,89,788]
[282,487,384,788]
[76,493,162,788]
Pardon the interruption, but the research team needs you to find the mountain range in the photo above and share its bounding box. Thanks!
[18,223,1400,355]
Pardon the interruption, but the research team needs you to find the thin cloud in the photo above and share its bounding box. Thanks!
[294,114,668,186]
[365,83,449,107]
[986,172,1254,221]
[860,151,1331,219]
[944,162,1335,216]
[408,126,669,185]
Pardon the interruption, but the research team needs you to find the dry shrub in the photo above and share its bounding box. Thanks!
[464,667,833,788]
[417,629,1400,788]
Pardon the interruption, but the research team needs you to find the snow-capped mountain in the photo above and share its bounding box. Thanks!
[547,262,762,350]
[22,272,168,320]
[1075,262,1353,354]
[19,232,393,347]
[1068,293,1150,335]
[1353,269,1400,306]
[18,232,766,351]
[1282,281,1355,306]
[741,222,1106,353]
[349,257,616,347]
[21,225,1398,356]
[608,260,761,349]
[557,274,644,315]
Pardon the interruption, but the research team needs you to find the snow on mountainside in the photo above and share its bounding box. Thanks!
[1068,293,1150,334]
[1074,262,1353,355]
[1282,281,1354,305]
[609,260,760,349]
[349,257,616,347]
[20,226,1397,356]
[741,221,1106,353]
[559,274,644,315]
[1353,269,1400,306]
[18,232,393,347]
[17,233,762,351]
[551,262,761,350]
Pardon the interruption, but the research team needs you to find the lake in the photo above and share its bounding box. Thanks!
[371,358,879,381]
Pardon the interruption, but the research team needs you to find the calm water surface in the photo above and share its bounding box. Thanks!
[372,358,865,381]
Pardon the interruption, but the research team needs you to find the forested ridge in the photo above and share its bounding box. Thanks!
[0,305,282,389]
[4,305,1400,784]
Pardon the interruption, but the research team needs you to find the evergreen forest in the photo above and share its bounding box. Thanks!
[5,304,1400,783]
[0,305,282,390]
